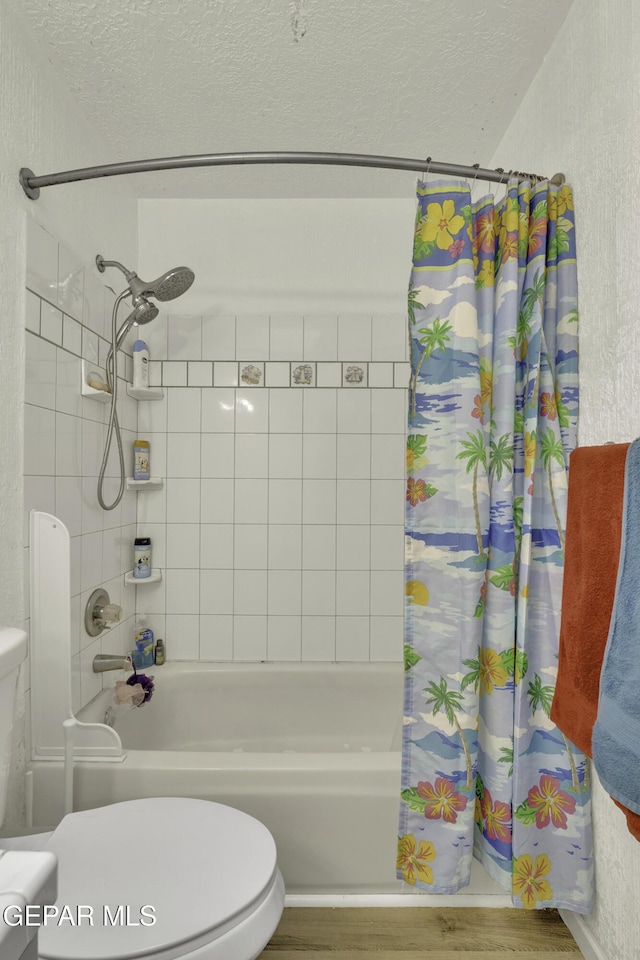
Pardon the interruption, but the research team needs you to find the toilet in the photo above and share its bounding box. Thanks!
[0,627,285,960]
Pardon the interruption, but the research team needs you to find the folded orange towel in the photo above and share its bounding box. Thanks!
[551,442,640,841]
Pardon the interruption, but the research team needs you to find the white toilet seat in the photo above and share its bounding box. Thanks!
[37,797,284,960]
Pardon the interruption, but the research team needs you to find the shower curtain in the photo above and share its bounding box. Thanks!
[398,177,594,912]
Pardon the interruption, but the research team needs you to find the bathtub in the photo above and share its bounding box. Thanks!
[31,661,405,893]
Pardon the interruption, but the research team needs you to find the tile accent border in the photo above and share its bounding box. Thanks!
[156,360,412,389]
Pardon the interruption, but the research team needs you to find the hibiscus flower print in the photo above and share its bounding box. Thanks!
[556,185,574,216]
[396,834,436,885]
[420,199,466,250]
[417,778,468,823]
[539,392,557,420]
[474,211,495,254]
[480,788,512,844]
[406,477,429,506]
[512,853,553,909]
[528,216,546,256]
[449,238,465,258]
[527,775,577,830]
[500,232,518,263]
[471,394,483,422]
[476,260,494,288]
[501,201,519,235]
[479,367,492,405]
[479,648,509,695]
[524,431,536,478]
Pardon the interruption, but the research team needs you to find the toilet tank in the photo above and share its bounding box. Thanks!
[0,629,27,829]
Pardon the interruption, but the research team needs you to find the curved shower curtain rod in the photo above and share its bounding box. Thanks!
[18,151,563,199]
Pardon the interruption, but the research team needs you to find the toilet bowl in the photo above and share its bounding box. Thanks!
[0,628,285,960]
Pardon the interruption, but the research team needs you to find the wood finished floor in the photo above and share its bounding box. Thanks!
[262,908,584,958]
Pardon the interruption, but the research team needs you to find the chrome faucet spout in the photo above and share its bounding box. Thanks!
[93,654,133,674]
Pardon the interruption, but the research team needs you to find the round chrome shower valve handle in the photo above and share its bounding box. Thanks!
[84,588,123,637]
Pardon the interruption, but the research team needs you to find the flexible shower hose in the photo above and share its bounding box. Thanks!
[97,289,131,511]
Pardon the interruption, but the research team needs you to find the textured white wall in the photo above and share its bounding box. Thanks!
[490,2,640,958]
[0,1,136,832]
[11,0,574,200]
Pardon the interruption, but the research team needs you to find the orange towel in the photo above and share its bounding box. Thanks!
[551,442,640,841]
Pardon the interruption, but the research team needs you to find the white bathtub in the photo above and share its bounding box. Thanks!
[31,662,405,893]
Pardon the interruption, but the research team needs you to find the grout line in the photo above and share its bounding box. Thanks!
[333,385,339,660]
[230,386,237,658]
[368,384,373,661]
[265,387,271,660]
[300,390,307,655]
[197,387,203,659]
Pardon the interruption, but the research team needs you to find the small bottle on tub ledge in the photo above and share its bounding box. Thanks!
[154,638,165,665]
[132,618,155,669]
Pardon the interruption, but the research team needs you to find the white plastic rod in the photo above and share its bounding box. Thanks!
[25,770,33,829]
[62,719,76,816]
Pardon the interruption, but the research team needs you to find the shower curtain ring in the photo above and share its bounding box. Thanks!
[470,162,480,189]
[421,156,432,180]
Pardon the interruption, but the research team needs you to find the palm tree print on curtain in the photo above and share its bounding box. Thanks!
[398,179,593,912]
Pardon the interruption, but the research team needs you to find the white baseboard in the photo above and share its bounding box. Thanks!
[285,893,512,908]
[559,910,609,960]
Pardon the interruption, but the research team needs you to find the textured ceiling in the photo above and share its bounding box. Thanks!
[15,0,573,198]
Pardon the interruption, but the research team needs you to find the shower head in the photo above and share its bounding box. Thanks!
[96,255,195,303]
[112,298,159,353]
[131,298,160,324]
[130,267,195,302]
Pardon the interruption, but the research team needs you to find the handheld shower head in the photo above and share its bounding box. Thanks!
[97,275,170,515]
[131,298,160,324]
[96,254,195,303]
[112,298,158,353]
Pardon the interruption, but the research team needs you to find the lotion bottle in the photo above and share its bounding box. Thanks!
[133,339,149,390]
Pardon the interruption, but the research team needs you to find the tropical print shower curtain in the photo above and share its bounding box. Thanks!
[398,177,594,912]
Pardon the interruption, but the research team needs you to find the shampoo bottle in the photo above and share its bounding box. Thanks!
[133,536,152,578]
[133,339,149,390]
[133,440,150,480]
[132,617,155,669]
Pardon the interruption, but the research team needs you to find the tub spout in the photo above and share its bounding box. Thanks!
[93,654,133,673]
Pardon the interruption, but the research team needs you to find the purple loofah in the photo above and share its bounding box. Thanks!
[127,670,154,704]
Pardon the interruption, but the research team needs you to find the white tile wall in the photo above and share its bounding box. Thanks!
[199,615,233,660]
[316,362,342,387]
[301,615,336,660]
[201,316,235,360]
[24,222,138,717]
[26,249,407,677]
[338,315,372,361]
[139,334,407,660]
[270,315,304,360]
[200,524,234,568]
